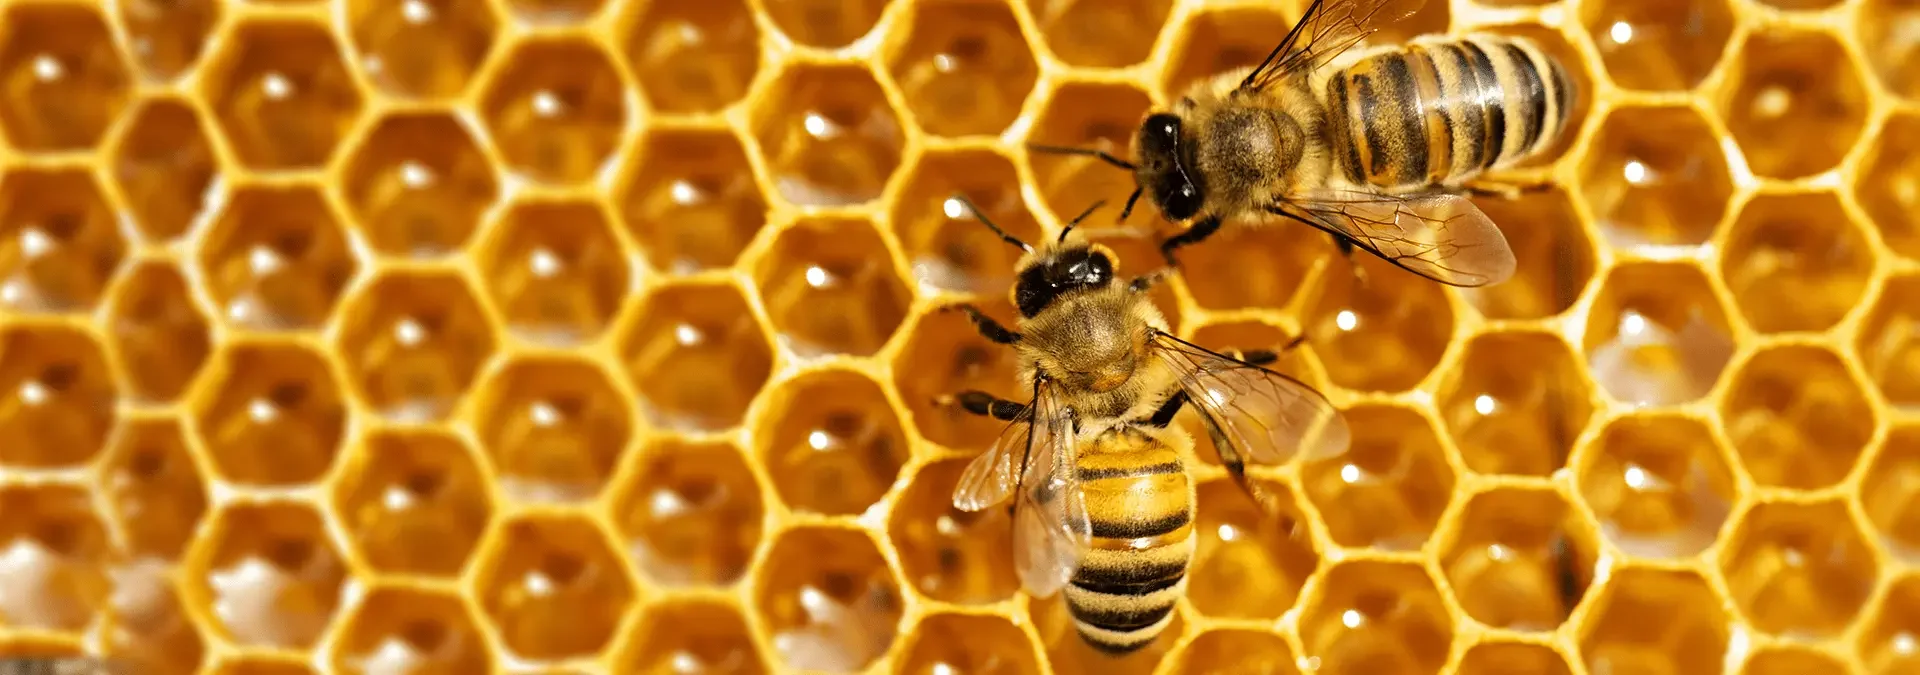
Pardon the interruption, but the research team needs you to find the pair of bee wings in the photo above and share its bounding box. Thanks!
[948,332,1352,598]
[1246,0,1518,288]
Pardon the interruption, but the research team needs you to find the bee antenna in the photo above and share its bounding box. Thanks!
[951,194,1031,253]
[1117,186,1144,225]
[1027,143,1138,171]
[1059,200,1108,243]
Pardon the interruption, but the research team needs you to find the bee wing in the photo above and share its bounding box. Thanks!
[1278,189,1516,287]
[1151,332,1352,466]
[1241,0,1428,92]
[951,402,1034,512]
[1011,383,1090,598]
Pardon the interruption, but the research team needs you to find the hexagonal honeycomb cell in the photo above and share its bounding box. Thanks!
[755,368,907,516]
[197,185,360,331]
[1299,560,1453,674]
[888,458,1017,605]
[0,2,1910,673]
[1720,500,1878,638]
[1188,477,1318,621]
[610,438,764,588]
[191,340,346,486]
[618,599,768,674]
[1300,403,1456,551]
[753,216,911,358]
[0,167,126,315]
[624,0,758,115]
[330,429,492,578]
[1026,0,1171,68]
[1437,331,1594,476]
[1462,187,1597,321]
[750,62,904,207]
[99,417,207,561]
[346,0,498,99]
[471,355,632,503]
[1579,0,1736,92]
[890,148,1042,295]
[478,200,628,344]
[618,126,767,275]
[478,38,629,185]
[329,585,489,673]
[1864,426,1920,559]
[1440,487,1596,631]
[1722,344,1876,490]
[1580,568,1729,674]
[1860,0,1920,100]
[1716,28,1869,180]
[109,97,220,243]
[104,262,212,404]
[883,0,1037,138]
[115,0,217,82]
[1582,262,1738,407]
[1860,574,1920,674]
[0,484,114,631]
[200,20,364,171]
[1721,192,1875,334]
[1166,629,1299,675]
[187,501,349,649]
[617,281,773,433]
[0,322,118,468]
[1577,413,1740,559]
[1458,642,1573,675]
[335,270,497,423]
[0,3,132,153]
[898,613,1040,675]
[471,513,635,660]
[1861,114,1920,259]
[754,526,903,673]
[762,0,886,48]
[1579,105,1734,251]
[1305,253,1456,392]
[340,112,500,259]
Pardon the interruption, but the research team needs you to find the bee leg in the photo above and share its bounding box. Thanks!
[1328,234,1372,291]
[1229,335,1308,367]
[1129,270,1169,293]
[1158,215,1223,267]
[936,390,1028,421]
[1463,178,1554,200]
[936,303,1021,344]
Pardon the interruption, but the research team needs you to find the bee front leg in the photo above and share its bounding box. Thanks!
[1158,215,1223,268]
[936,303,1021,345]
[935,390,1028,421]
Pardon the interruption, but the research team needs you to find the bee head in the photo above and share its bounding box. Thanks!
[1136,113,1205,222]
[1013,242,1116,318]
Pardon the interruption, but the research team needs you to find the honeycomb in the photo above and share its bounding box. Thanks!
[0,0,1910,672]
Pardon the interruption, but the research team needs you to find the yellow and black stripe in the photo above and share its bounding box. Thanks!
[1063,429,1194,654]
[1325,34,1576,190]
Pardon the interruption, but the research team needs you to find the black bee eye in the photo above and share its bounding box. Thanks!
[1141,113,1182,155]
[1163,181,1202,221]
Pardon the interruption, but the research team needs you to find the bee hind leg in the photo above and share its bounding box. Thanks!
[936,390,1028,421]
[1462,178,1554,200]
[1327,234,1374,292]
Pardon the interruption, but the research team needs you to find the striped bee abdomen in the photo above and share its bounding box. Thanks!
[1325,33,1577,191]
[1064,434,1194,655]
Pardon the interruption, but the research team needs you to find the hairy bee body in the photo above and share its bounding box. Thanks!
[1064,425,1195,653]
[1323,34,1577,192]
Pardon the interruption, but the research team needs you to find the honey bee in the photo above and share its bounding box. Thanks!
[1038,0,1581,287]
[934,196,1350,654]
